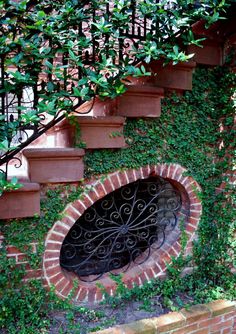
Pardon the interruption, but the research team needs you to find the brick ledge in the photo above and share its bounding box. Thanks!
[92,299,236,334]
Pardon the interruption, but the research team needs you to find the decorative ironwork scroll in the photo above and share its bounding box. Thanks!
[60,177,181,281]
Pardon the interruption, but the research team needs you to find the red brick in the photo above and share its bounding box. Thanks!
[126,169,136,183]
[185,180,200,192]
[109,173,121,190]
[178,175,188,185]
[103,178,114,194]
[135,168,142,180]
[79,195,92,209]
[151,262,162,276]
[155,164,162,176]
[71,200,86,215]
[188,216,200,226]
[222,328,232,334]
[138,272,148,284]
[24,269,42,280]
[182,176,194,185]
[87,189,99,203]
[188,193,200,203]
[172,242,182,256]
[76,287,88,301]
[53,223,70,236]
[167,247,178,258]
[6,245,22,254]
[61,216,74,229]
[131,276,140,287]
[166,165,176,179]
[190,203,202,211]
[45,242,61,252]
[117,171,128,186]
[173,169,183,181]
[88,287,97,303]
[199,315,222,328]
[44,261,60,273]
[224,310,236,320]
[49,272,65,286]
[188,194,201,203]
[210,319,233,332]
[17,254,29,263]
[59,281,74,297]
[44,250,60,260]
[64,206,79,222]
[48,232,65,243]
[55,277,70,293]
[171,323,198,334]
[95,288,103,302]
[159,259,168,271]
[162,250,172,262]
[94,182,107,198]
[123,279,133,289]
[141,166,150,178]
[144,267,155,280]
[186,224,196,234]
[189,211,202,219]
[161,164,168,178]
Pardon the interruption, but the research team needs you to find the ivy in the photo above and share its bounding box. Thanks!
[0,63,235,333]
[85,66,236,282]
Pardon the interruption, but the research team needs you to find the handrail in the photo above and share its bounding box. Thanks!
[0,0,228,178]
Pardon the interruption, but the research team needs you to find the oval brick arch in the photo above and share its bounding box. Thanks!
[43,164,202,304]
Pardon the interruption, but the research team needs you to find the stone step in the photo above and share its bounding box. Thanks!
[53,116,126,149]
[0,182,40,220]
[147,61,196,91]
[24,148,85,183]
[187,40,223,66]
[115,86,164,118]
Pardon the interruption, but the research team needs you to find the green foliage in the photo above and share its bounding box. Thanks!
[0,0,231,192]
[0,246,50,333]
[0,175,22,196]
[0,66,235,332]
[85,66,235,296]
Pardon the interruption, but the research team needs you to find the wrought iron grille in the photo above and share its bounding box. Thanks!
[60,177,181,281]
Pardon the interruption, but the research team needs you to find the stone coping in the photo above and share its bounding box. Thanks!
[4,182,40,193]
[149,60,196,71]
[53,116,126,131]
[92,299,236,334]
[123,86,164,96]
[75,115,126,126]
[24,148,85,158]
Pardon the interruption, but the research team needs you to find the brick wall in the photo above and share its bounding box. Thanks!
[1,163,202,303]
[93,300,236,334]
[42,164,202,303]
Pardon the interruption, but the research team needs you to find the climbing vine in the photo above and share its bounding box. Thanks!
[85,66,236,280]
[0,66,235,332]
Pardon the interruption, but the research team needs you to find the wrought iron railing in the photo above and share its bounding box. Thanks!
[0,0,162,171]
[0,0,219,177]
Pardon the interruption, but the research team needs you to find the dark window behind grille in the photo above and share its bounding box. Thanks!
[60,177,181,281]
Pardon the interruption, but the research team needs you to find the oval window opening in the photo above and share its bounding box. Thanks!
[60,177,181,281]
